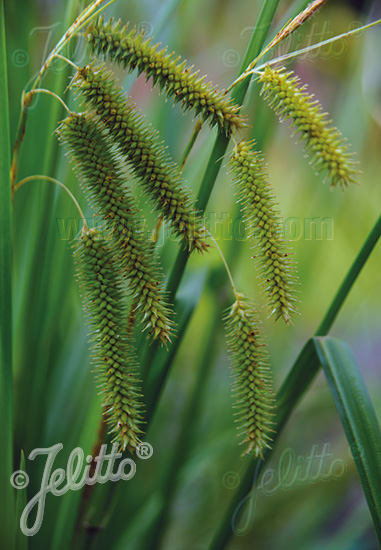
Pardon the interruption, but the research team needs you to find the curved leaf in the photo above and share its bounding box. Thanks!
[314,336,381,544]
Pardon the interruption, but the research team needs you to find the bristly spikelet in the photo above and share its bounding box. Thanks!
[73,64,208,253]
[229,140,298,324]
[225,294,274,457]
[58,113,173,345]
[86,16,244,135]
[258,65,358,189]
[75,227,144,452]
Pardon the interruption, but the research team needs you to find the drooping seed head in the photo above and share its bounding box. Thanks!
[225,294,275,457]
[72,63,208,253]
[229,140,298,324]
[74,227,144,452]
[258,65,359,189]
[58,112,173,346]
[87,16,244,135]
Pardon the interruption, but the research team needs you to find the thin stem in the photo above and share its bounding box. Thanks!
[33,0,115,90]
[14,175,88,230]
[254,18,381,73]
[10,91,33,196]
[208,232,236,295]
[31,88,72,114]
[179,119,203,172]
[268,0,328,46]
[151,216,164,243]
[52,53,80,70]
[225,0,328,93]
[10,0,115,193]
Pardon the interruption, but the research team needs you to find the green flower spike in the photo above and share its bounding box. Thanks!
[225,294,275,457]
[87,16,244,135]
[75,227,144,452]
[58,112,173,346]
[258,65,358,189]
[73,64,208,253]
[229,140,298,324]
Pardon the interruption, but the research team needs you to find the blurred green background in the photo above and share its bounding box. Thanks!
[3,0,381,548]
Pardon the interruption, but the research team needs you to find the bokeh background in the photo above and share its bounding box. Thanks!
[4,0,381,548]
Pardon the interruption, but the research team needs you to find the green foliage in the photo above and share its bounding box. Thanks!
[229,140,298,323]
[0,1,14,545]
[87,16,244,135]
[225,293,274,456]
[74,227,144,452]
[314,336,381,544]
[5,0,381,548]
[57,112,173,345]
[258,65,358,189]
[14,451,27,550]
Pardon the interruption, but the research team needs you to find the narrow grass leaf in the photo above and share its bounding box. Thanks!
[14,451,28,550]
[0,1,14,545]
[314,336,381,543]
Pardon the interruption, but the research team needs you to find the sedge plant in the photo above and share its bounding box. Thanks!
[2,0,381,548]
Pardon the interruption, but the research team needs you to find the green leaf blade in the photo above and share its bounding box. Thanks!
[314,336,381,543]
[14,451,28,550]
[0,1,14,547]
